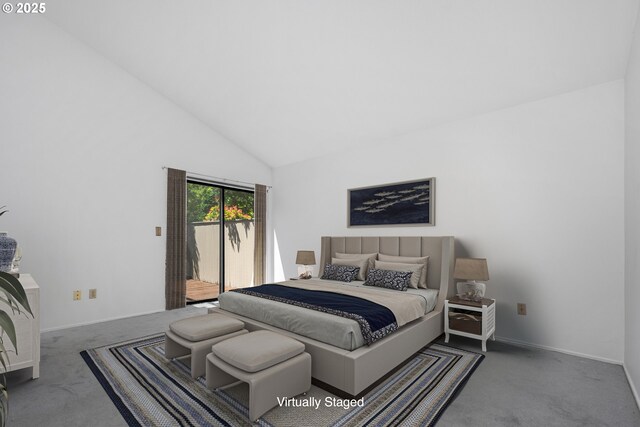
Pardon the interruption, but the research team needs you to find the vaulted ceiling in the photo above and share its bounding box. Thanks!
[46,0,639,167]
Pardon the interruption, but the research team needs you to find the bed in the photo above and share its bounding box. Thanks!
[210,236,455,396]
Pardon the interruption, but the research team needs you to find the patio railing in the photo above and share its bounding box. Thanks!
[187,220,255,291]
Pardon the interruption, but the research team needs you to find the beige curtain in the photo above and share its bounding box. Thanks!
[253,184,267,285]
[165,168,187,309]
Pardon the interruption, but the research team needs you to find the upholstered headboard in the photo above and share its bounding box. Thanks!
[319,236,455,310]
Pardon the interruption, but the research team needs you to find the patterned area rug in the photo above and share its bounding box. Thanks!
[81,334,483,427]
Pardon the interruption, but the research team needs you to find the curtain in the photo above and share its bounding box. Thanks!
[165,168,187,310]
[253,184,267,285]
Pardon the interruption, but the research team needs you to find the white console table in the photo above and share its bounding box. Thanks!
[2,274,40,378]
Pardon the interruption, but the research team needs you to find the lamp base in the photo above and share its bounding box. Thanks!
[456,281,486,301]
[297,265,313,280]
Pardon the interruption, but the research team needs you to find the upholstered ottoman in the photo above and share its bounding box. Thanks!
[165,313,248,378]
[206,330,312,422]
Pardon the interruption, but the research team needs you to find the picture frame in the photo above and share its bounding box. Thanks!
[348,178,435,227]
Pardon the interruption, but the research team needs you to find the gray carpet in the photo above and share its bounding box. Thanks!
[6,306,640,426]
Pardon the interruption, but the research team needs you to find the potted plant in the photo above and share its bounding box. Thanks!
[0,205,32,426]
[0,272,32,426]
[0,208,16,273]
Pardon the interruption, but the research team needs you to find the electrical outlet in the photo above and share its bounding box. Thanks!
[155,226,162,236]
[517,303,527,315]
[89,289,97,299]
[73,290,81,301]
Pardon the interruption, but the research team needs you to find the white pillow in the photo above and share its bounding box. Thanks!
[378,254,429,288]
[332,257,368,281]
[374,260,422,289]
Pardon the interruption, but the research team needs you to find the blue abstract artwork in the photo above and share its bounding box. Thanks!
[348,178,434,226]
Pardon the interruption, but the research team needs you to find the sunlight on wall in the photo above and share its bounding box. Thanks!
[273,230,285,282]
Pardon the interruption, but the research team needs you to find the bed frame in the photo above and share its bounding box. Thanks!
[212,236,455,396]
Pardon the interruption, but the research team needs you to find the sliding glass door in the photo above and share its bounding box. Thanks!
[186,181,255,303]
[222,188,255,291]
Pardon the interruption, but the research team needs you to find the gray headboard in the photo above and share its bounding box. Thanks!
[320,236,455,309]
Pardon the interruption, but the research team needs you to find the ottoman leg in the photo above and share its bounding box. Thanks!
[206,355,240,390]
[164,333,189,360]
[191,344,209,379]
[248,353,312,422]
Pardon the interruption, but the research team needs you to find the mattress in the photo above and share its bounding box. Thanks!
[218,278,438,351]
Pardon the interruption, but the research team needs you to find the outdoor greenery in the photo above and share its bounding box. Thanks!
[187,184,254,223]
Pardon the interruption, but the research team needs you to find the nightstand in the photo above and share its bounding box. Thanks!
[445,296,495,352]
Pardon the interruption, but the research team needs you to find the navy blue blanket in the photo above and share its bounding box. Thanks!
[232,284,398,346]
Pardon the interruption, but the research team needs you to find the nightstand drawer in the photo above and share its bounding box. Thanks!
[448,311,482,335]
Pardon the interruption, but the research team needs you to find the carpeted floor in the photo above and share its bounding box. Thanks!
[81,334,483,426]
[5,306,640,426]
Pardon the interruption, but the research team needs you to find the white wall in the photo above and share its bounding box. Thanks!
[625,10,640,406]
[0,17,271,331]
[273,81,625,362]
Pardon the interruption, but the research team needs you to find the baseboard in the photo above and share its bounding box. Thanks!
[41,308,167,333]
[495,335,623,365]
[624,364,640,411]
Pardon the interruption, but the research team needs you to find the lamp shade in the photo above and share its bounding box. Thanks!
[295,250,316,265]
[453,258,489,281]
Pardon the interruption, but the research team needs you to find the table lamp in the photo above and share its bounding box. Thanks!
[453,258,489,301]
[296,250,316,279]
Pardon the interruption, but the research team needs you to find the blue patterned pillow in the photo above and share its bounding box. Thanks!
[321,264,360,282]
[364,268,412,291]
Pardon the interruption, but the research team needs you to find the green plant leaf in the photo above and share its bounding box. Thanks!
[0,273,31,317]
[0,294,19,316]
[0,378,6,427]
[0,313,16,358]
[0,297,22,318]
[0,269,23,427]
[0,338,7,373]
[0,299,16,317]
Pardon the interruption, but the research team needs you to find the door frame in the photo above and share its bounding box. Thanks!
[186,178,254,304]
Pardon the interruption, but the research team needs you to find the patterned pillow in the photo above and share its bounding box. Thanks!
[378,254,429,288]
[332,257,369,281]
[363,268,412,291]
[334,252,377,278]
[321,264,360,282]
[374,260,422,289]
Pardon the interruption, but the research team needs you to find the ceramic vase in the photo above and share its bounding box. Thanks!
[0,232,17,272]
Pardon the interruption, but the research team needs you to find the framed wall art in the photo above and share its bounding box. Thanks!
[348,178,435,227]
